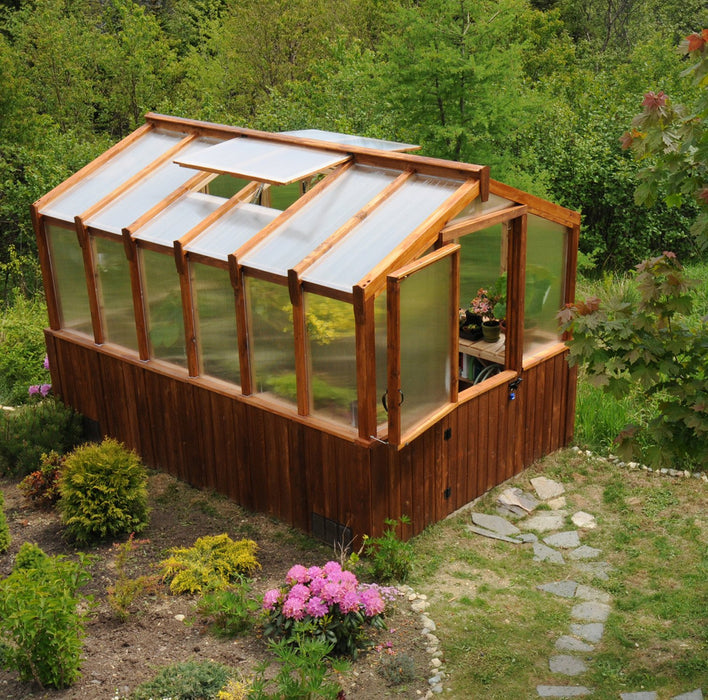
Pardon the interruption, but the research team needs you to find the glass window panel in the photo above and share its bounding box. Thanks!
[458,224,505,314]
[281,129,418,152]
[524,215,568,356]
[46,224,92,334]
[134,192,226,246]
[242,166,396,276]
[40,130,184,221]
[303,175,461,292]
[305,293,357,428]
[86,137,222,234]
[175,137,348,184]
[191,263,240,385]
[95,236,137,350]
[374,292,388,427]
[140,248,186,367]
[399,257,452,434]
[246,277,296,406]
[185,203,280,261]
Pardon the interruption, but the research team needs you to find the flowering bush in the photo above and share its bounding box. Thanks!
[28,356,52,399]
[262,561,398,658]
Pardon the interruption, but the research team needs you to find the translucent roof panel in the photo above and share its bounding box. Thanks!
[40,129,185,221]
[454,192,515,220]
[240,165,398,277]
[281,129,418,152]
[85,138,222,234]
[174,137,349,185]
[185,202,281,262]
[133,192,227,247]
[303,175,462,292]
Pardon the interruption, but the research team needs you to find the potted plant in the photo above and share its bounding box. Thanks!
[470,280,506,343]
[459,308,483,340]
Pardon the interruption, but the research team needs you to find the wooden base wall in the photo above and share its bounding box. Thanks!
[45,331,575,542]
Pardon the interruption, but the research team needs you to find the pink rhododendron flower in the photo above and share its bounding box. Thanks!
[339,590,361,614]
[321,581,341,605]
[40,384,52,397]
[285,564,309,584]
[323,561,342,577]
[43,355,50,370]
[28,385,40,396]
[305,595,328,618]
[282,596,306,620]
[288,583,311,602]
[307,565,323,579]
[338,570,357,588]
[263,588,282,610]
[361,588,385,616]
[309,575,326,596]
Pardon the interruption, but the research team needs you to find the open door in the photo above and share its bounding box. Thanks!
[386,245,459,446]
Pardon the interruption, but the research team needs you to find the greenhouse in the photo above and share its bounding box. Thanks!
[34,113,580,541]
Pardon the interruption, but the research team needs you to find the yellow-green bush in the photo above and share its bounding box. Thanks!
[160,534,260,594]
[0,489,10,553]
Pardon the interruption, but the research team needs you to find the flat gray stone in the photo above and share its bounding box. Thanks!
[620,694,658,700]
[465,524,522,544]
[497,504,527,519]
[498,486,539,512]
[571,601,611,622]
[533,542,565,564]
[549,655,587,676]
[548,496,567,510]
[545,531,581,549]
[568,545,602,560]
[531,476,566,500]
[537,686,593,697]
[555,636,594,652]
[538,581,578,598]
[471,512,521,536]
[574,561,614,581]
[671,691,704,700]
[518,532,539,543]
[571,511,597,529]
[524,512,566,532]
[570,622,604,643]
[575,584,611,604]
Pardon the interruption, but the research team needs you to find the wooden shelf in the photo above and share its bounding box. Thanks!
[459,335,505,364]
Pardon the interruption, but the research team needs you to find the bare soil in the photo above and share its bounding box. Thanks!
[0,472,430,699]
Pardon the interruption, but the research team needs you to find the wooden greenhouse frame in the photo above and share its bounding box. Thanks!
[33,114,580,542]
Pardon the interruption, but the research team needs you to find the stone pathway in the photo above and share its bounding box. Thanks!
[464,474,704,700]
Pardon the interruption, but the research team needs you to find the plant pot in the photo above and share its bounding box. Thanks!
[460,324,483,341]
[482,320,501,342]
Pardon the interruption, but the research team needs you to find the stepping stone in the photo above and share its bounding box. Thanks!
[574,561,614,581]
[671,691,704,700]
[545,531,581,549]
[538,581,578,598]
[575,585,611,604]
[568,545,602,560]
[498,487,539,512]
[531,476,566,500]
[523,512,566,532]
[471,512,521,537]
[533,542,565,564]
[555,636,594,652]
[518,533,539,543]
[571,602,611,622]
[549,654,587,676]
[572,511,597,529]
[497,504,527,518]
[548,496,567,510]
[620,694,657,700]
[465,525,522,544]
[537,686,593,697]
[570,622,604,643]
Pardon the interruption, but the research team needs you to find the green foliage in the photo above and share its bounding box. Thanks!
[0,489,10,553]
[377,651,417,686]
[0,545,91,689]
[58,438,150,544]
[13,541,49,570]
[561,253,708,469]
[364,516,414,583]
[248,637,348,700]
[160,534,260,594]
[196,585,259,637]
[130,659,232,700]
[18,450,64,508]
[0,398,82,477]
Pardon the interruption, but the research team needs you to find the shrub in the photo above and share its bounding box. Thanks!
[13,541,49,570]
[378,652,417,686]
[364,516,414,584]
[130,659,232,700]
[196,585,259,637]
[262,561,398,658]
[0,489,10,554]
[217,677,251,699]
[0,545,91,688]
[58,438,149,544]
[18,450,65,508]
[0,398,82,477]
[160,534,260,595]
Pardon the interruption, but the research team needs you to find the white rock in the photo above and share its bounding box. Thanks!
[547,496,567,510]
[430,658,442,668]
[571,511,597,529]
[530,476,566,500]
[174,614,185,622]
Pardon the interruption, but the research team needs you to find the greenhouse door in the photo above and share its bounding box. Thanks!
[386,245,459,445]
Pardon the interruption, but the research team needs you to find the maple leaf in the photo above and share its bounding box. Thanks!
[642,91,667,111]
[686,32,706,53]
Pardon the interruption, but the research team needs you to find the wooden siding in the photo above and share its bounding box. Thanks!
[45,332,575,541]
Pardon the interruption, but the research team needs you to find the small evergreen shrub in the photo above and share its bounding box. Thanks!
[130,659,232,700]
[160,534,260,594]
[217,677,251,700]
[378,652,416,686]
[18,450,65,508]
[364,516,414,583]
[0,545,91,689]
[0,398,82,477]
[0,489,10,554]
[58,438,149,544]
[196,585,259,637]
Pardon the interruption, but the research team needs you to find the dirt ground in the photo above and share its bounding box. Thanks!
[0,471,431,699]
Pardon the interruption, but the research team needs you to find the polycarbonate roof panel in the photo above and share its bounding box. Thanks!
[174,137,349,185]
[455,192,515,220]
[281,129,418,152]
[40,129,185,221]
[240,165,397,277]
[85,137,222,234]
[185,202,281,261]
[303,175,462,292]
[133,192,227,247]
